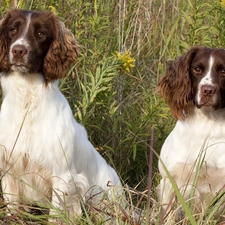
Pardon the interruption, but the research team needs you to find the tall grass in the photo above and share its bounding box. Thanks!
[0,0,224,224]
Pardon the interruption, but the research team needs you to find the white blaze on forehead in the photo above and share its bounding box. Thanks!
[10,13,31,48]
[196,55,215,103]
[200,56,214,85]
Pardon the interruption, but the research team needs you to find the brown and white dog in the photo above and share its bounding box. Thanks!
[0,9,121,218]
[158,47,225,216]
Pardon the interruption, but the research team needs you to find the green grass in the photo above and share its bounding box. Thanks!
[0,0,225,224]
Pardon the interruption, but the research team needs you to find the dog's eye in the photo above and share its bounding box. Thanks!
[220,69,225,76]
[193,66,202,74]
[37,31,45,37]
[9,28,17,34]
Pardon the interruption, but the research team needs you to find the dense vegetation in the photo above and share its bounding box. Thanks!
[0,0,225,224]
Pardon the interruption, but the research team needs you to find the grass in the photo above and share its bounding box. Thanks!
[0,0,225,224]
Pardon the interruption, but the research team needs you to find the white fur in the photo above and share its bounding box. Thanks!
[0,71,121,215]
[158,108,225,208]
[196,56,216,105]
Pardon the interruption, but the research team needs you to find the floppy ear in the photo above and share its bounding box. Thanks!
[158,46,203,120]
[0,11,11,72]
[43,16,78,81]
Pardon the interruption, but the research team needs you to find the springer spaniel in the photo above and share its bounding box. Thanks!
[0,9,121,218]
[158,47,225,217]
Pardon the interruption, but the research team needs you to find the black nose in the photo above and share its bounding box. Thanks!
[12,44,28,59]
[201,85,217,96]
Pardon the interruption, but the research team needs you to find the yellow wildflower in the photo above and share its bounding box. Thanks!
[49,6,57,15]
[116,50,135,73]
[221,0,225,8]
[18,0,23,8]
[5,0,10,7]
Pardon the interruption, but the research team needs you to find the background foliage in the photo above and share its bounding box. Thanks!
[0,0,225,224]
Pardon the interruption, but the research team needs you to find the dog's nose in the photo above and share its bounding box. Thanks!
[201,85,217,96]
[12,45,28,58]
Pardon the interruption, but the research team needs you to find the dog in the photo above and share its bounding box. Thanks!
[158,46,225,218]
[0,9,121,218]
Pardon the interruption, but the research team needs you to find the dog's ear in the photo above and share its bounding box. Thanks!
[43,14,78,81]
[158,47,202,120]
[0,10,12,72]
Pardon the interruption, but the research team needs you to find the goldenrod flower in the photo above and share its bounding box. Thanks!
[18,0,23,8]
[116,50,135,72]
[5,0,10,7]
[49,6,57,15]
[221,0,225,8]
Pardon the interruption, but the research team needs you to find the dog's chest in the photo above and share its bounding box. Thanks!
[160,114,225,169]
[0,74,78,174]
[0,75,56,167]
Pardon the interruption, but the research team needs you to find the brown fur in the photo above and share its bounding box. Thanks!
[158,47,204,120]
[0,9,78,81]
[43,20,79,81]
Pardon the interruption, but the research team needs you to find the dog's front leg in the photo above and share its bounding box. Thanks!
[49,171,89,219]
[1,174,20,215]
